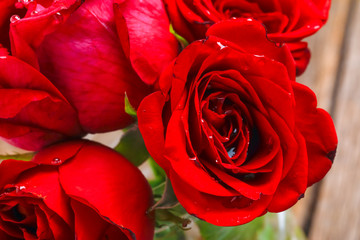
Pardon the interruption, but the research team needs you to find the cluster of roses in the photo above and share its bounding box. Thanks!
[0,0,338,239]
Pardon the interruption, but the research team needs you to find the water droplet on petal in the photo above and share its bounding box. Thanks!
[19,186,26,191]
[10,15,21,23]
[217,41,227,50]
[31,10,38,15]
[189,156,197,161]
[51,158,62,164]
[53,12,63,24]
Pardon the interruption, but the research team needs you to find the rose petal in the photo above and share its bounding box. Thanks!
[114,0,178,85]
[58,141,154,240]
[36,0,150,132]
[292,82,337,186]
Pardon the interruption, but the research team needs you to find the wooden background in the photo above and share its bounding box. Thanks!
[1,0,359,239]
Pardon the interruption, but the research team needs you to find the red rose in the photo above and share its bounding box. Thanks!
[138,19,337,226]
[1,0,177,133]
[0,140,154,240]
[163,0,330,75]
[0,54,84,151]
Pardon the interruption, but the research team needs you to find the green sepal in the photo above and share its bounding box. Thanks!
[150,178,179,212]
[124,93,137,118]
[0,152,35,161]
[148,158,166,188]
[169,24,189,49]
[114,125,149,166]
[197,216,265,240]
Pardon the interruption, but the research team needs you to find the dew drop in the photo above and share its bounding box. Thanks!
[51,158,62,164]
[19,186,26,191]
[189,156,197,161]
[208,135,213,140]
[10,15,21,23]
[53,12,63,24]
[217,41,227,50]
[31,10,38,15]
[230,196,238,203]
[215,159,219,163]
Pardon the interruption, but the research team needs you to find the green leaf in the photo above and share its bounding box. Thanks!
[169,24,189,49]
[148,158,166,188]
[150,178,179,211]
[124,93,137,118]
[114,125,149,166]
[197,216,265,240]
[197,212,307,240]
[0,152,35,161]
[155,225,186,240]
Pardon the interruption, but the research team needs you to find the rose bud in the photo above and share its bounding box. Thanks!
[2,0,177,133]
[138,19,337,226]
[163,0,331,75]
[0,140,154,240]
[0,53,84,151]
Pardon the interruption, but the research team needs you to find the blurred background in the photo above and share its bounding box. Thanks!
[1,0,359,239]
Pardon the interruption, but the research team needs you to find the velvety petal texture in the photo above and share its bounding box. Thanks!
[0,140,154,240]
[138,19,337,226]
[2,0,176,135]
[163,0,330,75]
[0,53,83,151]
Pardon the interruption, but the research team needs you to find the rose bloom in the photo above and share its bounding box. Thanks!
[164,0,331,75]
[0,140,154,240]
[138,19,337,226]
[0,0,177,150]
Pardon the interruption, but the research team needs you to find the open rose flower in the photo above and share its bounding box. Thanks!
[138,19,337,226]
[164,0,331,75]
[1,0,177,134]
[0,140,154,239]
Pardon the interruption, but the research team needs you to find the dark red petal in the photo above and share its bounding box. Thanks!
[268,129,308,212]
[58,141,154,240]
[292,82,337,186]
[206,19,296,81]
[287,42,310,76]
[32,140,85,166]
[70,199,130,240]
[9,0,80,68]
[0,230,18,240]
[0,160,37,190]
[13,166,74,227]
[114,0,178,85]
[36,0,150,132]
[137,92,170,170]
[170,170,272,226]
[164,109,236,197]
[0,56,83,150]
